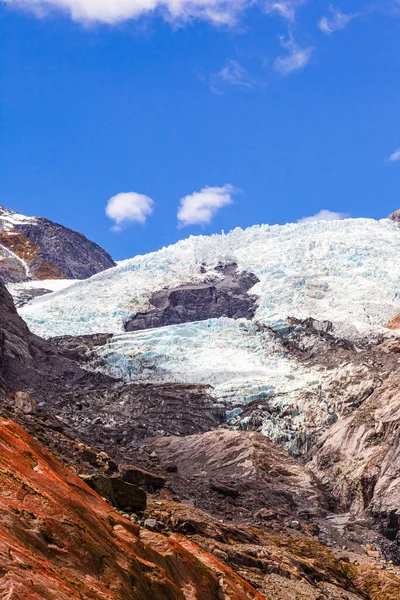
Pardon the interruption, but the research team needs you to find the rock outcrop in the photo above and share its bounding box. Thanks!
[308,371,400,554]
[0,205,115,283]
[125,263,259,331]
[389,208,400,223]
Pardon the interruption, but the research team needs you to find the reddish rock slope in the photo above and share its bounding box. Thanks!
[0,416,264,600]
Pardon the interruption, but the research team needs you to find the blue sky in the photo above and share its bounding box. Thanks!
[1,1,400,260]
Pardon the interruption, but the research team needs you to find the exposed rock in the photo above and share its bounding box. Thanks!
[388,314,400,329]
[125,263,259,331]
[388,208,400,223]
[119,465,166,490]
[80,473,147,511]
[152,429,327,519]
[0,204,115,283]
[210,482,240,499]
[0,417,264,600]
[308,371,400,555]
[13,390,37,414]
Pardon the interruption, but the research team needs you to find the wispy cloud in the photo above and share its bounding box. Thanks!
[298,209,349,223]
[263,1,307,22]
[274,34,313,75]
[318,5,356,35]
[389,148,400,162]
[7,0,253,25]
[210,60,253,94]
[177,184,237,227]
[106,192,154,231]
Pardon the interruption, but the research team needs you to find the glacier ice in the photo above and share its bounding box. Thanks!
[20,217,400,338]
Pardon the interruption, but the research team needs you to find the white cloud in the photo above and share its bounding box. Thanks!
[318,5,356,35]
[106,192,154,231]
[298,209,349,223]
[177,184,237,227]
[389,148,400,162]
[7,0,252,25]
[263,1,307,22]
[274,34,313,75]
[210,60,253,94]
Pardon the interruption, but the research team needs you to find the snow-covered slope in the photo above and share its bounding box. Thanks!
[17,217,400,453]
[21,217,400,337]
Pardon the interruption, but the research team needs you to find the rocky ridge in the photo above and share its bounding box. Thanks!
[0,205,115,283]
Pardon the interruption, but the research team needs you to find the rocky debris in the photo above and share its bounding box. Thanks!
[124,263,259,331]
[151,429,327,520]
[145,497,400,600]
[388,208,400,223]
[80,473,147,511]
[0,204,115,283]
[308,371,400,558]
[119,465,166,490]
[211,482,240,499]
[0,416,265,600]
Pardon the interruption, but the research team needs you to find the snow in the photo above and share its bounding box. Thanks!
[19,217,400,339]
[0,206,37,230]
[7,279,79,307]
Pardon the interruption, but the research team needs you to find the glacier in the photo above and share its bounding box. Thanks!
[16,217,400,453]
[20,217,400,338]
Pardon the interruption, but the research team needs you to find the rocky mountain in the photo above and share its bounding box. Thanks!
[0,205,115,284]
[2,211,400,598]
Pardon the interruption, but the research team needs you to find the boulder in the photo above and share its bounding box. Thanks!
[119,465,166,490]
[80,474,147,511]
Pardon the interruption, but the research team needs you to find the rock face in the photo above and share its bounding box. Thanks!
[0,205,115,283]
[125,263,259,331]
[0,417,264,600]
[152,429,327,520]
[308,371,400,555]
[389,208,400,223]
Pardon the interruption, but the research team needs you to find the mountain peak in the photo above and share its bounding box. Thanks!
[389,208,400,222]
[0,204,115,283]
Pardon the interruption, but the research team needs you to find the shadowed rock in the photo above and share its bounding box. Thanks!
[80,473,147,511]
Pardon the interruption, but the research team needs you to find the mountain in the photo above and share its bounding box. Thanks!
[2,213,400,598]
[0,205,115,284]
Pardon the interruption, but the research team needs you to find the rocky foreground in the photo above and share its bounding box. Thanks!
[2,273,400,598]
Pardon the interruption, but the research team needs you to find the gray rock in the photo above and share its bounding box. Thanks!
[144,518,158,531]
[388,208,400,223]
[125,263,259,332]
